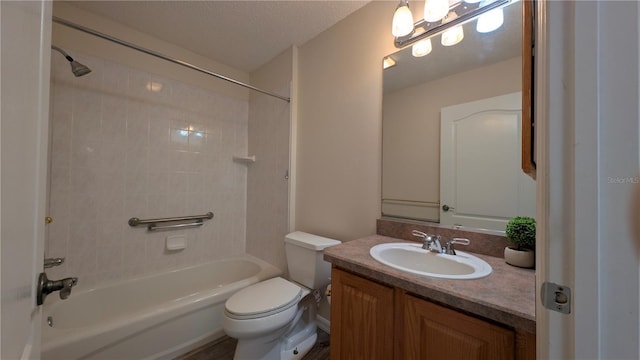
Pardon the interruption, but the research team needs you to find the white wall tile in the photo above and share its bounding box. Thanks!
[99,170,126,199]
[102,61,128,95]
[101,95,128,144]
[96,219,124,247]
[47,53,250,288]
[72,92,103,141]
[70,167,100,196]
[149,116,171,149]
[147,172,169,194]
[71,139,101,169]
[147,194,169,218]
[122,239,146,268]
[246,84,291,273]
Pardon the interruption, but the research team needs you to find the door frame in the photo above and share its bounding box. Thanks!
[536,1,640,358]
[0,0,52,358]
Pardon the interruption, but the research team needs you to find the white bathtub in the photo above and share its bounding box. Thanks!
[41,255,281,360]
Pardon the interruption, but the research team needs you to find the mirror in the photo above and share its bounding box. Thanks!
[381,1,535,232]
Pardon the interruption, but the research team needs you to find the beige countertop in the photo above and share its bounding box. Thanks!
[324,235,536,333]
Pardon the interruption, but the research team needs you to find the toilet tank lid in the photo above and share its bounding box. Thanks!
[285,231,341,250]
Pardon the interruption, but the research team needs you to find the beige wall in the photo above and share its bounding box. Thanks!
[296,1,398,242]
[382,56,522,220]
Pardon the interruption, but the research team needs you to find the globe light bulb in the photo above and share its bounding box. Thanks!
[441,11,464,46]
[441,25,464,46]
[476,7,504,33]
[412,38,433,57]
[392,1,415,37]
[423,0,449,22]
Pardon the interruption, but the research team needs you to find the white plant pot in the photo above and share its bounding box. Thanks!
[504,246,535,268]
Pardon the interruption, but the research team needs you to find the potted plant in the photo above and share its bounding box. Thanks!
[504,216,536,268]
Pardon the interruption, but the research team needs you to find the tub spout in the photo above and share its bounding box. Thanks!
[36,272,78,305]
[44,257,65,268]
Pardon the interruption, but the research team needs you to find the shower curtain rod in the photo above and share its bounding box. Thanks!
[52,16,291,103]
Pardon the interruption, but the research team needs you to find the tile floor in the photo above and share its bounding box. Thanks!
[174,329,330,360]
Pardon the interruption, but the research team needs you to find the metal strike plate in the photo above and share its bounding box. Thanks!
[542,282,571,314]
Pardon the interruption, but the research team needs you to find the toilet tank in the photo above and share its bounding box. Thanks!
[284,231,341,289]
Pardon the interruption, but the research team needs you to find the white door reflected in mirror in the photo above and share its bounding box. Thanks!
[440,92,535,231]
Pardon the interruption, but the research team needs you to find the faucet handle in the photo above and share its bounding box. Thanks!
[36,273,79,305]
[411,230,435,250]
[450,238,470,245]
[444,238,470,255]
[59,277,78,300]
[411,230,428,239]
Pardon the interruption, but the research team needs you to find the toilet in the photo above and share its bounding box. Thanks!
[222,231,340,360]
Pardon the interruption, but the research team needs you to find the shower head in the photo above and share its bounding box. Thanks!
[70,61,92,77]
[51,45,92,77]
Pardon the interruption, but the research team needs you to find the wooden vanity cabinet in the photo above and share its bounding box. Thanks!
[329,267,394,360]
[400,293,514,359]
[330,267,535,360]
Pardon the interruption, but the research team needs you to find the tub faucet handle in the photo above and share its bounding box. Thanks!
[59,277,78,300]
[36,272,79,305]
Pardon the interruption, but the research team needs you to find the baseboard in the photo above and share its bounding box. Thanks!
[316,314,330,334]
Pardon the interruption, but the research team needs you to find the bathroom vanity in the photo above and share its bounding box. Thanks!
[324,235,535,360]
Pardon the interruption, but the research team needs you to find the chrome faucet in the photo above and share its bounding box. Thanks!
[36,272,78,305]
[412,230,470,255]
[411,230,442,253]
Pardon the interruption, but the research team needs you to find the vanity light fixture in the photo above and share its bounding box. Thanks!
[412,38,433,57]
[392,0,512,49]
[392,0,415,37]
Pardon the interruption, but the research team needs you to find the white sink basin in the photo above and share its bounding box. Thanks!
[369,243,492,280]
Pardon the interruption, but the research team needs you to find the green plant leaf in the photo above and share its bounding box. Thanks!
[505,216,536,250]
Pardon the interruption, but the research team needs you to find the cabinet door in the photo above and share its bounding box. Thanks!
[403,294,515,360]
[330,268,394,360]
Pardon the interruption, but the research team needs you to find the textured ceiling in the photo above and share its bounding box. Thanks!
[67,0,370,72]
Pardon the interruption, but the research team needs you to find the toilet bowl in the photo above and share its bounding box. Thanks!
[222,232,340,360]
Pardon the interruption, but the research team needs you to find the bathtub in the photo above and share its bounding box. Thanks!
[41,255,281,360]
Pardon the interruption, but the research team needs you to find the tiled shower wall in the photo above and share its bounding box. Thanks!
[46,52,249,289]
[246,85,291,273]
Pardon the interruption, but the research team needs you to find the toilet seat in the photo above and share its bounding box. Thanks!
[225,277,303,320]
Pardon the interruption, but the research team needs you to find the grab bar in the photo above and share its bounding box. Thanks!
[128,212,214,231]
[147,221,204,231]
